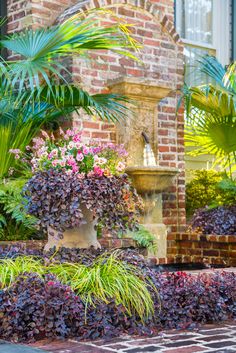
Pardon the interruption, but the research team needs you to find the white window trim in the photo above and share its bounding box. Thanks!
[176,0,231,66]
[213,0,231,66]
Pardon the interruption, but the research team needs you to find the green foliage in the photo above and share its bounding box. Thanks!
[0,252,154,320]
[128,225,158,254]
[182,56,236,176]
[186,170,236,217]
[0,179,38,240]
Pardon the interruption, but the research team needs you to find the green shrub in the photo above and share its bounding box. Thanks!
[186,170,236,217]
[0,179,39,241]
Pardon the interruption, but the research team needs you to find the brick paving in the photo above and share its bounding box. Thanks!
[29,322,236,353]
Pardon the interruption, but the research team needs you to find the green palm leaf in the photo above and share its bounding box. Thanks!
[1,12,140,102]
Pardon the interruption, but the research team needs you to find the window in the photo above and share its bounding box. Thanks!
[175,0,231,85]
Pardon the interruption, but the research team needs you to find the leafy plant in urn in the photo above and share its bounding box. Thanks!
[18,128,142,250]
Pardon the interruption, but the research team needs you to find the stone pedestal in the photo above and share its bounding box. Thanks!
[44,207,100,251]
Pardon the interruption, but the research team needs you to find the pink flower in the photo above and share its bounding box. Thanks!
[52,159,59,167]
[59,127,65,137]
[93,166,104,176]
[9,149,21,154]
[67,156,76,166]
[77,172,85,179]
[59,159,66,167]
[72,165,79,173]
[96,157,107,165]
[76,153,84,162]
[73,133,82,143]
[116,161,126,172]
[59,147,67,156]
[83,146,90,155]
[66,129,74,137]
[66,169,73,175]
[68,141,76,149]
[51,149,58,157]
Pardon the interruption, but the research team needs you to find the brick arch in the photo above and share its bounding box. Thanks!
[45,0,180,44]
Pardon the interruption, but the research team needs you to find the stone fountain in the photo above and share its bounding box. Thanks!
[109,77,179,258]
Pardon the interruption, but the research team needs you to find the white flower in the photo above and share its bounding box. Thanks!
[68,141,76,149]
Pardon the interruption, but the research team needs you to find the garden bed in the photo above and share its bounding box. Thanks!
[167,232,236,266]
[0,248,235,343]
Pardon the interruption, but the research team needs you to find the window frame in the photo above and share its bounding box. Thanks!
[175,0,231,66]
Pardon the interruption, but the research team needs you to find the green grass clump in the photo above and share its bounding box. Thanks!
[0,256,44,288]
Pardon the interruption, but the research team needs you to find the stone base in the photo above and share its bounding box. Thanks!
[44,207,100,251]
[143,223,167,258]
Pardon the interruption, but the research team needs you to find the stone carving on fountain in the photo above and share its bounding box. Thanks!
[108,77,179,258]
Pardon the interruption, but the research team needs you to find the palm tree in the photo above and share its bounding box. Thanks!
[183,56,236,177]
[0,11,141,178]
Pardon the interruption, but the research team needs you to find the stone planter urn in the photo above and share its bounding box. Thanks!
[45,206,101,251]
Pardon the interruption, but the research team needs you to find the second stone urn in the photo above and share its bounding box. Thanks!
[44,206,101,251]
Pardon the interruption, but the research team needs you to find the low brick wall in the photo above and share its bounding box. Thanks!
[0,238,147,255]
[167,233,236,266]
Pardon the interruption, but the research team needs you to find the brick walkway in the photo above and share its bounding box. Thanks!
[30,322,236,353]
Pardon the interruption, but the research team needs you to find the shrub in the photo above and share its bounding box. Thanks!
[186,170,236,217]
[0,179,39,241]
[0,273,155,343]
[155,271,236,329]
[189,205,236,235]
[0,273,122,342]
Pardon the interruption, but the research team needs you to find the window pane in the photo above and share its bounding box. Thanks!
[184,45,215,86]
[176,0,213,44]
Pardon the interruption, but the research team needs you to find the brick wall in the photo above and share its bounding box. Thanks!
[167,233,236,267]
[6,0,186,233]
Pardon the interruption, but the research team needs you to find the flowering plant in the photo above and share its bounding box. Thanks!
[16,128,127,177]
[20,128,142,235]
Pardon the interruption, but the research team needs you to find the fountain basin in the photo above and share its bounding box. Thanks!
[126,166,179,194]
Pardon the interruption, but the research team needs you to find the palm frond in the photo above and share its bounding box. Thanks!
[38,85,133,122]
[1,12,141,102]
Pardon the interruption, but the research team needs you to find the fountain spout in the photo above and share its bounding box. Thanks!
[142,132,157,166]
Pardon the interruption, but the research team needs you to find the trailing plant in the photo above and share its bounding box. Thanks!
[186,170,236,217]
[25,169,142,236]
[0,179,39,241]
